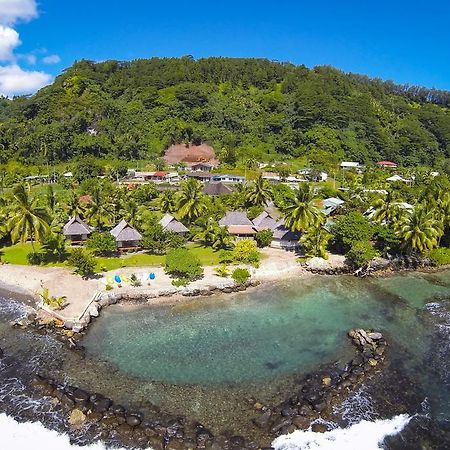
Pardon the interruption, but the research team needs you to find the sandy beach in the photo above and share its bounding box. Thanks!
[0,248,347,328]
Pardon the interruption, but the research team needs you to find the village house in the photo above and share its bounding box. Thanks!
[185,172,213,182]
[212,174,245,183]
[377,161,398,169]
[322,197,345,216]
[110,220,142,250]
[63,216,93,244]
[219,211,257,239]
[202,181,233,196]
[252,210,301,250]
[190,162,217,172]
[159,214,189,235]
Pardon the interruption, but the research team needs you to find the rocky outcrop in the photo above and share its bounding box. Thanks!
[64,280,261,332]
[251,329,387,437]
[29,375,257,449]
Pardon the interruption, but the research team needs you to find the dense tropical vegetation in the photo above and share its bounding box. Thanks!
[1,57,450,185]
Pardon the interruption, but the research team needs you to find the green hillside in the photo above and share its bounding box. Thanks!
[1,56,450,169]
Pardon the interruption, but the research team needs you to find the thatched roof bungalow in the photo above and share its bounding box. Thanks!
[219,211,256,239]
[203,181,232,196]
[159,214,189,235]
[63,216,93,244]
[110,220,142,249]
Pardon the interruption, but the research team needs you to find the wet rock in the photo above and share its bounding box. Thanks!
[116,423,134,438]
[165,439,185,450]
[60,394,75,409]
[292,415,311,430]
[73,388,89,403]
[30,377,54,396]
[111,404,125,416]
[281,406,297,417]
[271,418,292,433]
[229,435,246,448]
[93,397,112,413]
[253,410,272,428]
[86,411,103,423]
[147,437,164,450]
[196,424,214,448]
[126,414,141,427]
[311,423,328,433]
[68,409,86,428]
[132,426,148,445]
[0,347,4,358]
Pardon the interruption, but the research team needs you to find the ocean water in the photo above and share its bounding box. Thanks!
[1,270,449,449]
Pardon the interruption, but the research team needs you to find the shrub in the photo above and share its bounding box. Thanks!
[346,241,379,268]
[130,273,141,287]
[68,248,96,278]
[218,249,233,264]
[39,233,67,262]
[375,225,401,255]
[165,248,203,282]
[331,212,375,253]
[428,247,450,266]
[39,288,66,310]
[255,229,273,248]
[27,251,42,265]
[232,268,251,285]
[86,232,117,256]
[232,240,261,267]
[214,264,230,277]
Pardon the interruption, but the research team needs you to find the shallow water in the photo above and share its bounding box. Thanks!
[84,272,449,387]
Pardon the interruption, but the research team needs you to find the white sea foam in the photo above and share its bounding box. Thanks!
[272,414,411,450]
[0,413,146,450]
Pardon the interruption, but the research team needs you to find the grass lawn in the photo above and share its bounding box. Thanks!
[1,242,41,265]
[95,244,221,272]
[1,242,222,271]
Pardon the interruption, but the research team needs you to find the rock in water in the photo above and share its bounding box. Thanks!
[68,409,86,428]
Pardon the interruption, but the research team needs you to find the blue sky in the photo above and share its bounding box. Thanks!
[1,0,450,96]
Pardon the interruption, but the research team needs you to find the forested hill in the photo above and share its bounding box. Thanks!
[1,56,450,168]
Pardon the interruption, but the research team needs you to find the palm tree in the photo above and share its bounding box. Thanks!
[372,191,406,226]
[159,190,177,213]
[283,184,322,232]
[66,191,86,218]
[396,205,443,254]
[8,185,51,252]
[177,178,207,223]
[120,199,139,227]
[86,186,115,229]
[246,174,272,207]
[45,185,58,214]
[196,218,233,250]
[300,223,331,259]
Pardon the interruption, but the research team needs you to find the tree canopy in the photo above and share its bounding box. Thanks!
[1,57,449,169]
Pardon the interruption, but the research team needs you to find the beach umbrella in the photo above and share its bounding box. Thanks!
[149,272,156,280]
[114,275,121,283]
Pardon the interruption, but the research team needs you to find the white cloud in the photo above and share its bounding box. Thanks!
[0,25,20,60]
[42,54,60,65]
[0,1,55,96]
[0,64,51,96]
[0,0,38,25]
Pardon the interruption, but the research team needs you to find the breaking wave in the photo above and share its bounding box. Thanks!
[272,414,411,450]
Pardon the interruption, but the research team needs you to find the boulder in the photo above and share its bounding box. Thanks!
[126,414,141,427]
[253,410,272,428]
[311,423,328,433]
[68,409,86,428]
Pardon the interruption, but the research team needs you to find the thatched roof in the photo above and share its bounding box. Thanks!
[219,211,253,227]
[272,220,301,241]
[252,211,278,231]
[203,182,232,196]
[63,216,92,236]
[159,214,189,233]
[228,225,257,235]
[110,220,142,242]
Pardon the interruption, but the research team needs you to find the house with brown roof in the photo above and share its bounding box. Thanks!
[252,209,301,250]
[110,220,142,249]
[63,216,93,244]
[219,211,256,239]
[159,214,189,235]
[203,181,232,196]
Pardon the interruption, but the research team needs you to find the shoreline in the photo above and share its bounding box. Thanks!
[0,251,447,332]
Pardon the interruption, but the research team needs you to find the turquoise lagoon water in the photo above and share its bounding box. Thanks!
[84,271,450,387]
